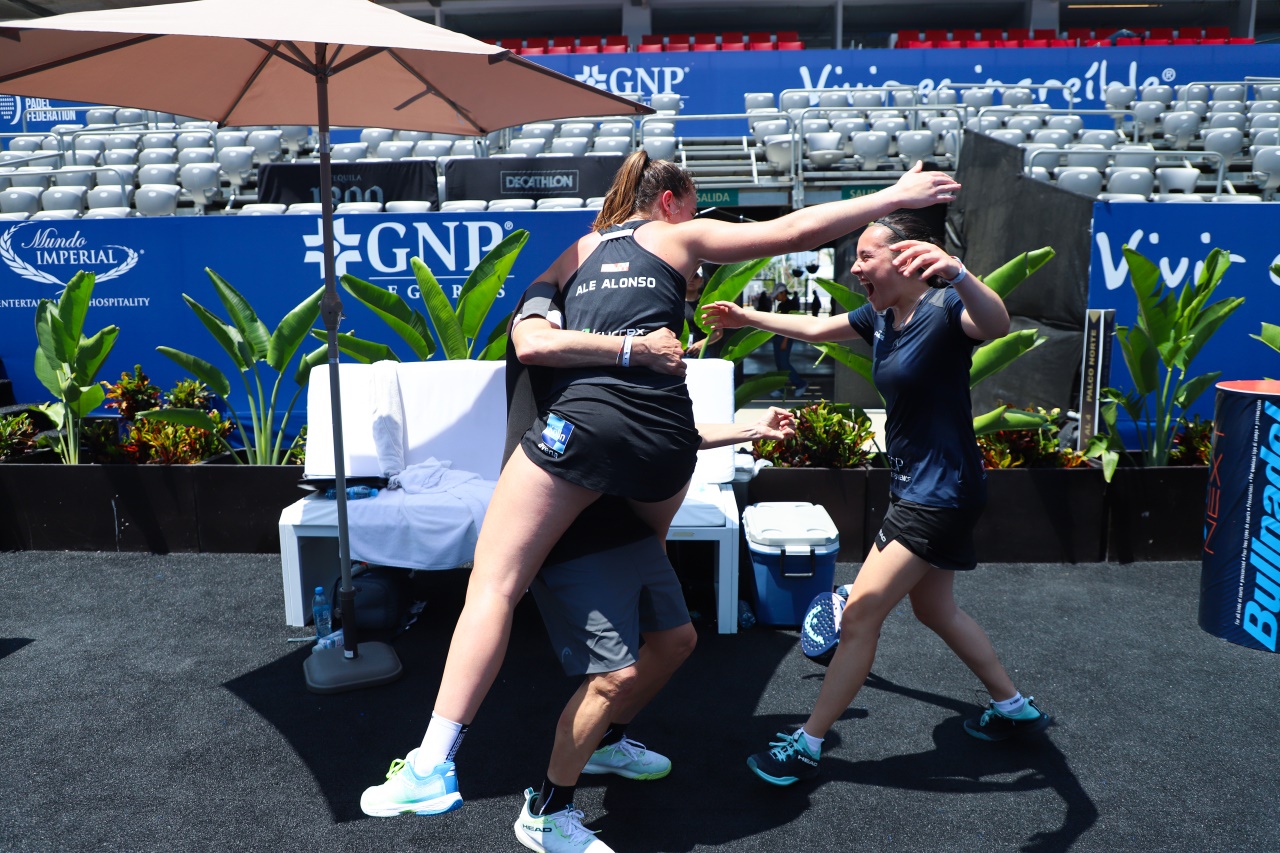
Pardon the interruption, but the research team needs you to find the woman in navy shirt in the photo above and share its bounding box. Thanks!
[702,211,1051,787]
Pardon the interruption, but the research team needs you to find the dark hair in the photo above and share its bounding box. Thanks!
[869,211,944,249]
[593,150,696,231]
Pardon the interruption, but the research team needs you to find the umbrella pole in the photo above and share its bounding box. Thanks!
[304,43,402,693]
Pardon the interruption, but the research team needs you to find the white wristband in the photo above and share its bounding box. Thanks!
[622,334,634,367]
[941,257,967,287]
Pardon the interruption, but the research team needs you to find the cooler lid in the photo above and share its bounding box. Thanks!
[742,502,839,548]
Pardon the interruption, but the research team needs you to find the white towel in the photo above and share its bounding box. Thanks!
[371,360,406,478]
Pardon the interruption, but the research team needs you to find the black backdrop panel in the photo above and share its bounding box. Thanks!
[444,156,622,201]
[258,160,438,206]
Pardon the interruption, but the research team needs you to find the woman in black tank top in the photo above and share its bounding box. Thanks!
[364,153,964,820]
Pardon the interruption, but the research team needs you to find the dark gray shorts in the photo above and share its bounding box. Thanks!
[528,535,690,676]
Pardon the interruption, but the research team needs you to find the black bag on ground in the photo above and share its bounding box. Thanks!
[331,565,408,632]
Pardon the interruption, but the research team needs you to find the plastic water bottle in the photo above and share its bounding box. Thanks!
[322,485,378,500]
[313,586,333,640]
[737,599,756,629]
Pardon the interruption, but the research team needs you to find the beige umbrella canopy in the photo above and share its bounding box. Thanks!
[0,0,648,132]
[0,0,648,688]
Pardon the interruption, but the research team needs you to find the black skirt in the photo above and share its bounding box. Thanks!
[521,380,701,502]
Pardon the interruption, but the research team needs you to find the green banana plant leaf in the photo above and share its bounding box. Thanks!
[973,405,1050,436]
[457,229,528,342]
[32,344,60,399]
[969,329,1044,388]
[810,276,868,313]
[73,326,120,386]
[475,309,513,361]
[413,257,469,360]
[34,301,68,369]
[718,328,775,362]
[811,341,875,389]
[183,295,253,372]
[700,257,773,308]
[267,286,325,373]
[1123,247,1176,355]
[1114,324,1159,396]
[1174,371,1221,410]
[981,247,1056,299]
[156,346,232,400]
[295,343,329,386]
[1251,321,1280,353]
[206,268,271,361]
[63,383,106,419]
[734,371,789,410]
[1177,296,1245,370]
[340,274,436,360]
[57,270,92,346]
[307,328,399,364]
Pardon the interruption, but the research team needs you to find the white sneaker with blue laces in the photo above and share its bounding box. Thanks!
[514,787,615,852]
[580,736,671,780]
[359,748,463,817]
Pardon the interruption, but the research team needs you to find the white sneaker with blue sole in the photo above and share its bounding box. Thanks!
[359,748,463,817]
[580,736,671,780]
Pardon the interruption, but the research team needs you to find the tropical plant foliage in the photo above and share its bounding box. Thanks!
[32,271,119,464]
[334,229,529,362]
[1086,247,1243,478]
[753,401,877,468]
[140,268,324,465]
[977,407,1090,468]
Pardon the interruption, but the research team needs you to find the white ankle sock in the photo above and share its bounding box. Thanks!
[797,727,823,754]
[992,692,1026,716]
[413,713,467,773]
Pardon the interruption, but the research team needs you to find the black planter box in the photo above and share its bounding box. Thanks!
[746,466,868,561]
[976,468,1107,563]
[0,462,303,553]
[1106,466,1209,563]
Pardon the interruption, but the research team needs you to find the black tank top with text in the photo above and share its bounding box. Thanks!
[552,220,687,393]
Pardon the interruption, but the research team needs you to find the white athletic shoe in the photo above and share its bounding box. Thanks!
[513,787,615,852]
[359,749,463,817]
[580,736,671,780]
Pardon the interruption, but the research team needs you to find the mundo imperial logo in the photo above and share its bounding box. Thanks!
[0,223,140,288]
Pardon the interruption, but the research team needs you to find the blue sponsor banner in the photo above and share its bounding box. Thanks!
[5,46,1275,137]
[0,211,596,419]
[1087,202,1280,421]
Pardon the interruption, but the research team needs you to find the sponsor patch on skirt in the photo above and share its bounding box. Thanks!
[538,413,574,457]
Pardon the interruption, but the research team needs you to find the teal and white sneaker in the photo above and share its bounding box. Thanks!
[359,749,463,817]
[580,736,671,780]
[513,787,615,852]
[747,730,821,786]
[964,697,1053,742]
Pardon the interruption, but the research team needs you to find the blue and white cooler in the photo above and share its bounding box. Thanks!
[1200,380,1280,653]
[742,502,840,627]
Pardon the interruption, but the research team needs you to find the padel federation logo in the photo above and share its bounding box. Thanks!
[1,223,139,285]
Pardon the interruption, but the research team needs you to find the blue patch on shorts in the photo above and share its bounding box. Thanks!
[540,414,574,456]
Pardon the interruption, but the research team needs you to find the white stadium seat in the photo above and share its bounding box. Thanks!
[135,183,181,216]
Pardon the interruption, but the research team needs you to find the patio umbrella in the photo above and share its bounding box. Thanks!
[0,0,650,693]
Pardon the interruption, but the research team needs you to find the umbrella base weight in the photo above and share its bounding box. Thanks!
[303,641,403,694]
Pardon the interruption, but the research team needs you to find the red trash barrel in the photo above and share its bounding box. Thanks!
[1200,380,1280,652]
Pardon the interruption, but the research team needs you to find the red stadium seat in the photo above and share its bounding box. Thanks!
[1031,29,1057,40]
[546,45,570,54]
[902,40,931,48]
[1205,26,1230,39]
[637,43,662,52]
[601,44,628,53]
[520,46,546,55]
[953,30,982,43]
[990,39,1018,48]
[1115,37,1142,46]
[604,34,629,47]
[720,41,745,51]
[1066,28,1093,43]
[1148,27,1176,40]
[693,43,719,51]
[1049,39,1075,47]
[575,44,599,54]
[1021,39,1049,47]
[667,33,692,48]
[896,29,921,46]
[965,40,992,48]
[934,40,963,48]
[777,31,800,43]
[640,34,664,46]
[525,37,549,49]
[1171,38,1200,46]
[1229,37,1256,44]
[721,31,745,46]
[923,29,949,42]
[1200,38,1228,45]
[748,40,776,50]
[777,41,804,50]
[747,31,773,46]
[1005,28,1029,41]
[693,32,718,45]
[666,42,689,52]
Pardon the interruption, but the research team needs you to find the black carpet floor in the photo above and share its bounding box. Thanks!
[1,552,1276,853]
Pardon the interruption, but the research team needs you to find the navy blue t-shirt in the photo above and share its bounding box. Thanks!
[848,287,987,509]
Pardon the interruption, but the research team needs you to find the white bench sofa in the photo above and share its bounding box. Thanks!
[278,358,742,632]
